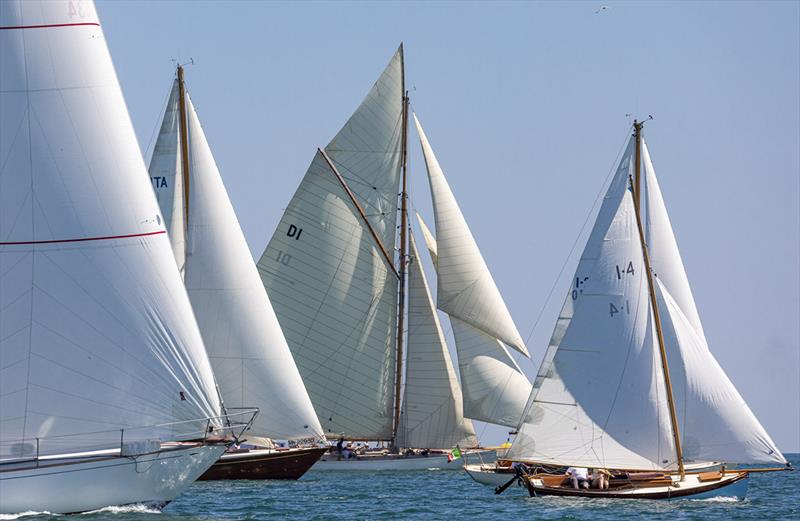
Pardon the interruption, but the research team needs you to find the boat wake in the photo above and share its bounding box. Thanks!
[84,505,162,515]
[689,496,743,503]
[0,513,58,520]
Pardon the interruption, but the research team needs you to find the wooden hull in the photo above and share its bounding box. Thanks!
[525,471,749,500]
[198,447,326,480]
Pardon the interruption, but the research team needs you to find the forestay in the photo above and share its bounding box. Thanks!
[414,115,529,357]
[148,90,324,441]
[0,0,221,458]
[148,80,186,274]
[508,140,677,470]
[397,236,478,449]
[258,48,404,440]
[416,213,531,429]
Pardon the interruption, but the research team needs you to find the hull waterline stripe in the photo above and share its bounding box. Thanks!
[0,230,166,246]
[0,23,100,30]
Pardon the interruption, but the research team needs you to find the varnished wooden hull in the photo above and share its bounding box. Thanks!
[198,447,327,481]
[524,471,749,500]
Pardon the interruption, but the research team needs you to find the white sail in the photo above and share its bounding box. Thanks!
[642,139,704,338]
[258,48,404,439]
[508,140,678,470]
[0,0,221,457]
[148,79,187,274]
[450,318,532,429]
[416,211,438,267]
[398,236,478,449]
[414,114,529,357]
[415,213,531,429]
[656,279,785,465]
[641,139,784,465]
[149,93,323,441]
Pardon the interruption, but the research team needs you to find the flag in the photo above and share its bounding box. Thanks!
[447,446,462,463]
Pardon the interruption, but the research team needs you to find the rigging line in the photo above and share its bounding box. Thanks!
[522,127,634,347]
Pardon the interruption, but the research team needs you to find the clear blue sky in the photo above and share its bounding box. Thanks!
[99,0,799,452]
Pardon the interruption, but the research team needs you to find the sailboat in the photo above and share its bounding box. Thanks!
[501,120,789,499]
[257,46,524,470]
[147,66,327,480]
[0,0,254,514]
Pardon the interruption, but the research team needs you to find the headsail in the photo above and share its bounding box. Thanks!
[0,0,221,456]
[415,213,531,429]
[397,236,478,449]
[508,139,677,470]
[450,318,532,429]
[413,114,529,357]
[147,87,324,441]
[642,139,704,338]
[148,79,187,274]
[258,48,404,439]
[656,279,785,464]
[416,211,438,267]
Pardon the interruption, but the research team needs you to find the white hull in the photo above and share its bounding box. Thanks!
[312,449,496,471]
[0,443,226,515]
[464,463,517,487]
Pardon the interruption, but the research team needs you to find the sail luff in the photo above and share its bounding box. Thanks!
[632,121,685,478]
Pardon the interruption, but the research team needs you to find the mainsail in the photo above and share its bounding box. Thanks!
[414,115,529,357]
[416,213,531,429]
[258,47,404,439]
[0,0,221,457]
[147,78,324,441]
[397,236,478,449]
[508,130,786,469]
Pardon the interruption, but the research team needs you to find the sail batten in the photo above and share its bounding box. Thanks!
[413,114,529,357]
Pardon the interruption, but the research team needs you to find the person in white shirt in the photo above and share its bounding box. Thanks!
[565,466,590,489]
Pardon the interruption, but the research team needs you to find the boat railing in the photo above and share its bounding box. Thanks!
[0,408,259,467]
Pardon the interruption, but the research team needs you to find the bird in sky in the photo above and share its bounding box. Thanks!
[595,6,609,14]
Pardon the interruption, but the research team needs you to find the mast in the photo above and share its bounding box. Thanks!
[177,65,191,230]
[630,120,685,479]
[392,44,409,447]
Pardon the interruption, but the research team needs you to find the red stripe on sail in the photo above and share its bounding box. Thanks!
[0,22,100,30]
[0,230,166,246]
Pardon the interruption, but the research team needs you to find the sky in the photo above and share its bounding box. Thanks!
[98,0,799,453]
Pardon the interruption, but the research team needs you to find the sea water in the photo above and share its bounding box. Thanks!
[3,454,797,520]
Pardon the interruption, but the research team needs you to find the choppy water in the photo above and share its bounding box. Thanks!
[4,454,797,520]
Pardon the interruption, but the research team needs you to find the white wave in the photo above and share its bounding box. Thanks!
[691,496,742,503]
[0,513,57,520]
[83,504,161,515]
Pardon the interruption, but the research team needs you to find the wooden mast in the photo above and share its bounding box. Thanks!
[392,44,409,448]
[630,120,686,480]
[176,65,191,230]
